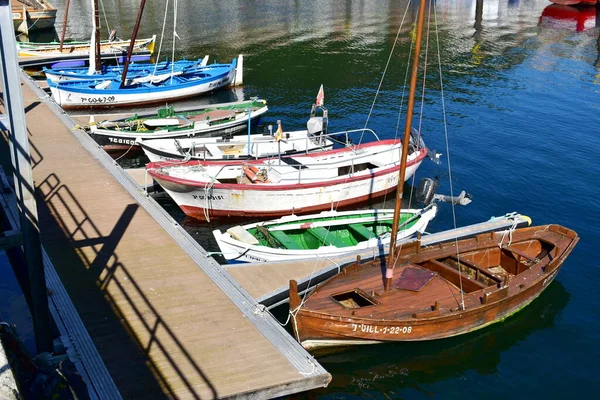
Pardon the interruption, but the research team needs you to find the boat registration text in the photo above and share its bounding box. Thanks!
[80,96,116,104]
[192,194,224,200]
[351,324,412,334]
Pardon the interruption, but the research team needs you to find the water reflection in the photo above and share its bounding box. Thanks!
[309,281,570,397]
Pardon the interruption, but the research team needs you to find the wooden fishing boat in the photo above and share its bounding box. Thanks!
[146,133,429,221]
[43,56,208,82]
[48,57,240,109]
[12,0,56,34]
[289,224,578,349]
[137,129,337,163]
[213,205,437,263]
[17,35,157,58]
[88,98,268,151]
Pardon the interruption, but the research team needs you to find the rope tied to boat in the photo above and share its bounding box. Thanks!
[202,174,218,222]
[253,303,293,327]
[135,119,148,132]
[299,358,318,377]
[498,215,520,249]
[114,143,137,162]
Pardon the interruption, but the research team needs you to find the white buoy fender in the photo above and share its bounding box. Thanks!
[201,55,209,66]
[234,54,244,86]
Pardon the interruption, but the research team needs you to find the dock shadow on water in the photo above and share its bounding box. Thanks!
[295,281,570,398]
[33,172,216,398]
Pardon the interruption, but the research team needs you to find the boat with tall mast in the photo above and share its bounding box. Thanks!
[287,0,579,350]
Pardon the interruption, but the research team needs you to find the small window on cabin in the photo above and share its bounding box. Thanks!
[331,289,378,309]
[217,178,238,184]
[338,162,379,176]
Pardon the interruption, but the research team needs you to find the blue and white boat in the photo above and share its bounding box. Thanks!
[48,56,243,109]
[43,56,209,83]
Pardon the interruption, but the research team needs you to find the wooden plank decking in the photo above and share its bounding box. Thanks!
[1,73,330,399]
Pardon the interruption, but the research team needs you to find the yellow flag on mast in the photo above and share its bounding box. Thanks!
[274,121,283,141]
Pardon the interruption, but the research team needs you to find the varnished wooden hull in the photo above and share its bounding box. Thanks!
[290,224,578,349]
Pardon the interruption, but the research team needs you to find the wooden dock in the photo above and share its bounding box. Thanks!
[4,73,330,399]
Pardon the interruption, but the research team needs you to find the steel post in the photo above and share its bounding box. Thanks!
[0,0,53,353]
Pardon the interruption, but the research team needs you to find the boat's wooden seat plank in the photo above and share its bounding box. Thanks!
[427,259,488,293]
[268,230,305,250]
[347,223,375,240]
[448,254,502,282]
[307,226,348,247]
[502,245,539,262]
[188,109,236,123]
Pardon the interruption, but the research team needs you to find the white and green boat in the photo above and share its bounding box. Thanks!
[212,204,437,263]
[88,98,268,154]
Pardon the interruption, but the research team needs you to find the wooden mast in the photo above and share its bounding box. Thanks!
[120,0,147,87]
[58,0,70,52]
[94,0,101,73]
[384,0,428,291]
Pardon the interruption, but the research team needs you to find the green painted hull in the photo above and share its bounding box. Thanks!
[248,211,421,251]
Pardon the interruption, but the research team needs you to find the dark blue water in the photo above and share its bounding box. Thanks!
[35,0,600,397]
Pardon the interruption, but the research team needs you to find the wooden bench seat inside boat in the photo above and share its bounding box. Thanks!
[502,245,540,262]
[307,227,349,247]
[268,230,304,250]
[423,260,488,293]
[347,223,376,240]
[188,110,236,123]
[499,241,545,274]
[447,255,503,284]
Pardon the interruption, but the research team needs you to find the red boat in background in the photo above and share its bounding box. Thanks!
[548,0,597,6]
[540,3,597,31]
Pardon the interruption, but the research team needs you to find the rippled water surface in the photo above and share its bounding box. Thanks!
[39,0,600,397]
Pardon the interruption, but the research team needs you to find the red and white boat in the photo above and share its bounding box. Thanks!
[547,0,597,6]
[147,134,429,221]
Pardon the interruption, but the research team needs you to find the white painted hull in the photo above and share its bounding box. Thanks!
[139,129,333,162]
[213,206,437,263]
[49,67,236,109]
[147,140,428,221]
[90,105,269,148]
